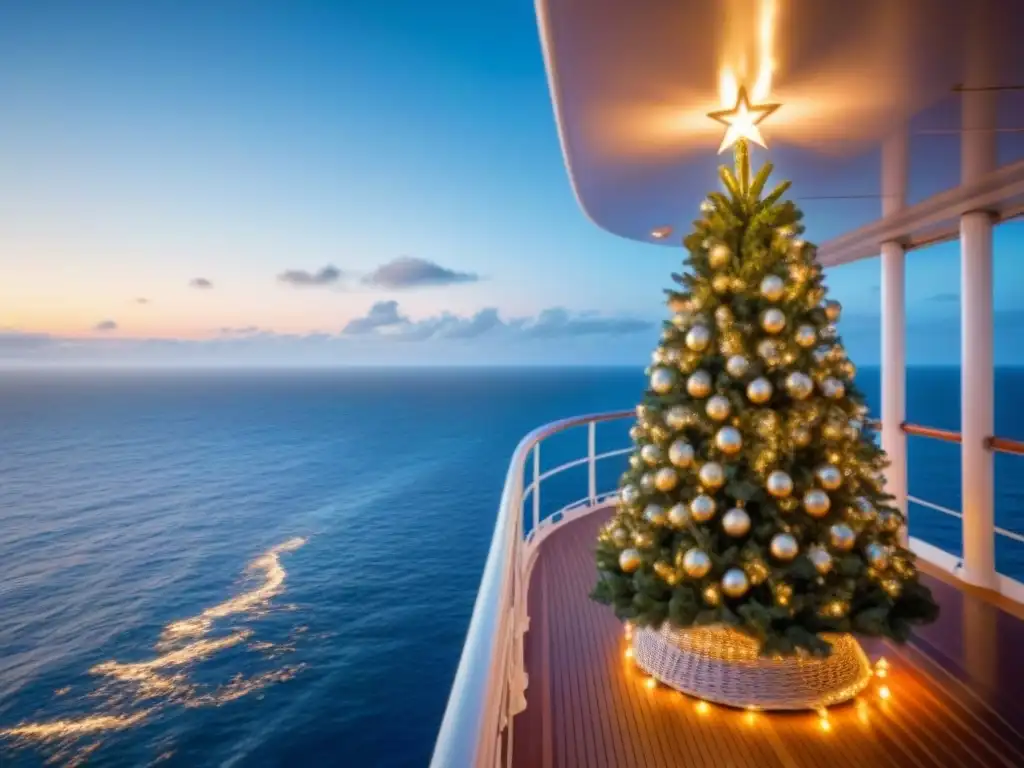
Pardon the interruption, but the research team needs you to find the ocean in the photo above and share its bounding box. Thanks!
[0,366,1022,767]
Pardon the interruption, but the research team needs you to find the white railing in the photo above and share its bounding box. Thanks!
[429,410,1024,768]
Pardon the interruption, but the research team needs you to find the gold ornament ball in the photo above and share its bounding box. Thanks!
[827,345,846,364]
[719,331,745,357]
[628,454,643,470]
[726,355,750,379]
[715,305,734,329]
[881,578,902,598]
[690,494,717,523]
[620,484,641,506]
[651,348,666,365]
[840,360,857,379]
[715,426,743,455]
[703,584,722,606]
[816,465,843,491]
[757,338,780,365]
[722,507,751,537]
[634,530,655,549]
[706,395,731,422]
[644,503,667,525]
[653,560,676,584]
[685,325,711,352]
[611,527,630,548]
[803,489,832,518]
[640,473,656,493]
[721,568,750,598]
[830,523,857,551]
[650,367,676,394]
[636,404,650,420]
[687,370,713,398]
[668,440,695,467]
[821,324,838,342]
[650,425,671,443]
[619,548,642,573]
[747,377,773,404]
[856,496,876,519]
[682,548,712,578]
[664,347,681,365]
[654,467,678,492]
[760,274,786,302]
[709,243,732,269]
[879,509,901,533]
[672,312,690,329]
[824,600,848,619]
[698,462,725,490]
[865,542,890,570]
[640,444,662,465]
[808,546,833,575]
[665,406,689,430]
[821,421,844,442]
[712,273,732,293]
[766,470,794,498]
[821,377,845,399]
[667,503,690,528]
[791,425,812,448]
[770,533,799,561]
[794,324,817,348]
[629,425,643,442]
[785,372,814,400]
[761,308,787,335]
[746,561,769,585]
[824,299,842,322]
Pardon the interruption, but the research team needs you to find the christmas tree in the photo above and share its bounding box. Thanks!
[593,141,939,657]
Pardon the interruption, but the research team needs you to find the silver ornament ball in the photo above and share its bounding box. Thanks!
[686,325,712,352]
[821,377,846,399]
[683,548,712,578]
[816,465,843,491]
[722,507,751,537]
[785,371,814,400]
[766,470,794,498]
[758,338,780,364]
[667,503,690,528]
[687,370,713,398]
[761,308,787,335]
[721,568,750,598]
[665,406,690,430]
[803,489,832,518]
[726,355,750,379]
[640,473,656,493]
[668,440,695,467]
[770,533,799,561]
[709,243,732,269]
[746,376,773,404]
[698,462,726,490]
[830,523,857,551]
[808,546,833,575]
[654,467,678,492]
[640,444,662,465]
[715,305,734,329]
[794,324,817,348]
[865,542,890,570]
[650,367,676,394]
[715,426,743,455]
[690,494,717,523]
[634,530,655,549]
[644,504,667,525]
[824,299,842,322]
[611,527,630,547]
[620,484,640,506]
[760,274,786,302]
[619,548,642,573]
[705,394,731,422]
[791,425,812,447]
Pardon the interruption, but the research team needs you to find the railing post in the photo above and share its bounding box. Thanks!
[587,420,597,505]
[881,125,909,546]
[532,443,541,532]
[959,36,997,589]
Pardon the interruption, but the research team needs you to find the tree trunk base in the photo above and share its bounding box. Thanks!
[632,624,873,711]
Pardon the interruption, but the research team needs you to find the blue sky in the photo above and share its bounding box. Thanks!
[1,0,1022,367]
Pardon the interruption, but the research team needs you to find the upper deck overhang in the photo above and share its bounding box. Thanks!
[536,0,1024,265]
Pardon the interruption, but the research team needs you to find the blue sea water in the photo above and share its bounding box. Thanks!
[0,366,1022,767]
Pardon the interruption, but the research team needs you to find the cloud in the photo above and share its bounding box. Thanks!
[363,257,479,289]
[927,292,959,303]
[190,278,213,289]
[277,265,343,287]
[218,326,263,336]
[94,320,118,332]
[341,302,652,341]
[136,297,150,305]
[0,331,56,354]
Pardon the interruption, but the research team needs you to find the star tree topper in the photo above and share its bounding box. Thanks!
[707,85,781,154]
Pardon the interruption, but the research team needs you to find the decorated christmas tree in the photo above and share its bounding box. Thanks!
[593,140,939,658]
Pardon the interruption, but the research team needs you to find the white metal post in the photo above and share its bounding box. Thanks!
[587,421,597,505]
[959,58,997,588]
[532,443,541,533]
[881,127,908,544]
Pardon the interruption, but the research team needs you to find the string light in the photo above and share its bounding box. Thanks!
[816,707,831,732]
[645,677,657,691]
[878,685,891,701]
[623,647,633,660]
[874,657,889,679]
[695,700,710,715]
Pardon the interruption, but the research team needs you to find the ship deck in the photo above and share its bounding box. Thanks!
[511,509,1024,768]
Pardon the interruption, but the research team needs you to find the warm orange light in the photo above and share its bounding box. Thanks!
[695,701,710,715]
[645,677,657,691]
[624,648,634,660]
[744,711,757,726]
[878,685,891,700]
[874,658,889,678]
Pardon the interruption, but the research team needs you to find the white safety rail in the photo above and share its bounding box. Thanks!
[429,410,1024,768]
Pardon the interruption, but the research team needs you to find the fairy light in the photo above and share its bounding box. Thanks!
[878,685,891,700]
[744,710,757,726]
[816,707,831,732]
[874,657,889,679]
[645,677,657,691]
[623,647,634,660]
[695,700,710,715]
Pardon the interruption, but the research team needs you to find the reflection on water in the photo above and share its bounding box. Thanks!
[1,538,308,765]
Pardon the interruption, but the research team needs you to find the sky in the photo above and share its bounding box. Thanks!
[1,0,1023,367]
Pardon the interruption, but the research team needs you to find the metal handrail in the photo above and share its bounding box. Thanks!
[430,409,1024,768]
[901,421,1024,455]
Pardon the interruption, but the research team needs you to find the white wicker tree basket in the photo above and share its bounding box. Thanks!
[632,623,873,710]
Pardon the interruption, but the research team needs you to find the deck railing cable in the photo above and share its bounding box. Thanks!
[430,411,1023,768]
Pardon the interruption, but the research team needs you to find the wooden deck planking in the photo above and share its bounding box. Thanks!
[512,510,1024,768]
